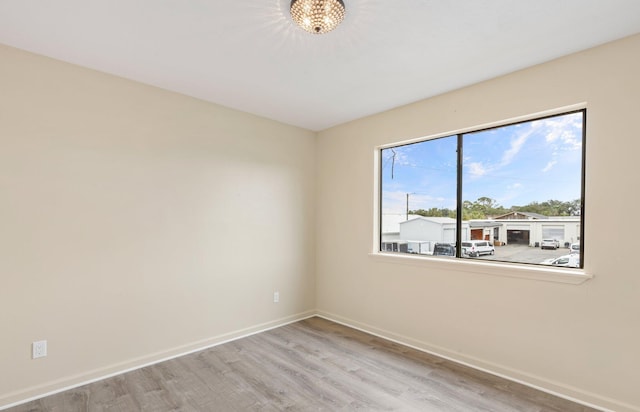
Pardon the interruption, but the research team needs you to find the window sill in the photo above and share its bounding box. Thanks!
[368,252,593,284]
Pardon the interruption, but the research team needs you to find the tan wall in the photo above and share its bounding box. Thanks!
[3,33,640,411]
[0,44,316,406]
[316,34,640,412]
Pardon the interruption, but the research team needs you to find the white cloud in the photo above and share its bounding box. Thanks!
[542,160,557,172]
[560,130,582,150]
[467,162,488,178]
[382,190,409,213]
[411,193,449,210]
[493,113,582,174]
[500,128,533,166]
[541,114,582,150]
[466,127,533,180]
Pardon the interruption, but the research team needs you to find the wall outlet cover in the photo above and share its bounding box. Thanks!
[32,340,47,359]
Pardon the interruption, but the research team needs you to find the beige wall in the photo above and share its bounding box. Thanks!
[316,34,640,412]
[2,33,640,411]
[0,44,316,406]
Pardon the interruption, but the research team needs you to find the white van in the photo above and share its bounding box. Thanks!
[569,242,580,254]
[461,240,495,257]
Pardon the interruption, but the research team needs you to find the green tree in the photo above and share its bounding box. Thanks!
[513,199,581,216]
[411,197,581,220]
[410,208,455,218]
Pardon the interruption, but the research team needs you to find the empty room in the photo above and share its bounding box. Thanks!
[1,1,639,411]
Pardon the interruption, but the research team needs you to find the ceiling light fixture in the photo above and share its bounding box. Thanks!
[290,0,345,34]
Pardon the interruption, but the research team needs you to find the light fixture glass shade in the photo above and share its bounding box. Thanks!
[290,0,345,34]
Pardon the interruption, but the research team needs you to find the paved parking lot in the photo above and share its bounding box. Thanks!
[472,244,573,265]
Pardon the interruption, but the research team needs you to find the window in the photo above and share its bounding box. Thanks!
[379,110,585,269]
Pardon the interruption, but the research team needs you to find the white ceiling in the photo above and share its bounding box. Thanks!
[1,1,639,131]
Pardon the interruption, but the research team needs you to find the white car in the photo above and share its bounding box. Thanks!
[542,254,580,268]
[540,239,560,250]
[569,242,580,254]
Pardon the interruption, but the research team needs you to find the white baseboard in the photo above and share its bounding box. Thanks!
[4,310,637,412]
[316,310,639,412]
[0,310,316,411]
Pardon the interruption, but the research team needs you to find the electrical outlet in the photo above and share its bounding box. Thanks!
[273,291,280,303]
[32,340,47,359]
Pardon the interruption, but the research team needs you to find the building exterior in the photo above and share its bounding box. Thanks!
[380,214,421,241]
[400,217,469,244]
[382,216,470,254]
[383,213,580,253]
[470,213,581,247]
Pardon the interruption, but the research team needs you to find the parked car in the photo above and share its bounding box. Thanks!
[461,240,494,257]
[569,242,580,254]
[432,243,455,256]
[540,239,560,250]
[542,254,580,268]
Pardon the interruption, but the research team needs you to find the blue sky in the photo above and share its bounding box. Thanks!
[381,112,584,214]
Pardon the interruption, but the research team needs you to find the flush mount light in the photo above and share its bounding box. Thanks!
[290,0,346,34]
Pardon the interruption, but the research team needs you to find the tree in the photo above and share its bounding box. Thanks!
[463,197,508,219]
[410,208,455,218]
[513,199,581,216]
[410,197,581,220]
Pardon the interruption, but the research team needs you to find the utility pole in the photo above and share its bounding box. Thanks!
[406,193,409,220]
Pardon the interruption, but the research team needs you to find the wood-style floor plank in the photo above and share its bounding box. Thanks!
[6,317,600,411]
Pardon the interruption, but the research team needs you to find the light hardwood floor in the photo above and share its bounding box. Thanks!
[7,317,599,411]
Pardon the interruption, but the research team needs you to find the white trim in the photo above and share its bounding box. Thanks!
[373,103,591,285]
[369,252,593,284]
[372,148,382,253]
[0,311,316,411]
[4,311,636,412]
[316,311,637,412]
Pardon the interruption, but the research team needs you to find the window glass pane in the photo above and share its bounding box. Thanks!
[380,136,458,257]
[461,111,583,267]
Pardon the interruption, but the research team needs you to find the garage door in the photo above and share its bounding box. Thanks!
[443,228,455,243]
[471,229,483,240]
[542,226,564,241]
[443,228,468,243]
[507,230,530,244]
